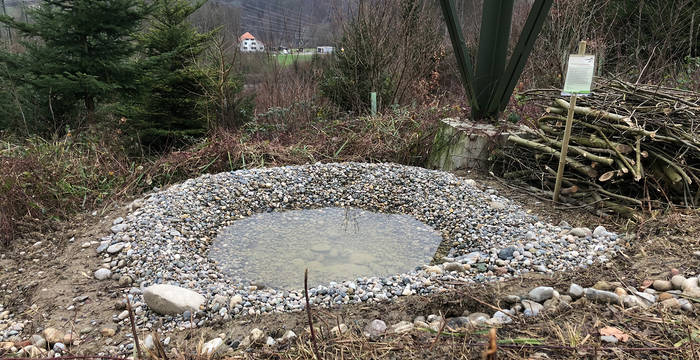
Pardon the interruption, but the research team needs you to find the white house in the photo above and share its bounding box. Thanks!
[239,32,265,52]
[317,46,334,54]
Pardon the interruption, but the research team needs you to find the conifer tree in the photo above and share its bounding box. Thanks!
[131,0,215,148]
[0,0,148,127]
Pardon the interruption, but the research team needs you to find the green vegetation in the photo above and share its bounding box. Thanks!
[129,0,215,148]
[276,53,315,66]
[0,0,149,129]
[0,0,698,246]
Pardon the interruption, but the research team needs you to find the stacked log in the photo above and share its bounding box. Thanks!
[493,79,699,216]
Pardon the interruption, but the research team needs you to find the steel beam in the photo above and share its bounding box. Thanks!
[439,0,478,112]
[488,0,554,114]
[440,0,552,121]
[474,0,513,119]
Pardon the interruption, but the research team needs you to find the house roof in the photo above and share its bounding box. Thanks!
[239,32,255,41]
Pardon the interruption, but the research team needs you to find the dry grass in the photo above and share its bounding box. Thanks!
[0,104,458,246]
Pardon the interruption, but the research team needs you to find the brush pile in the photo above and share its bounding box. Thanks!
[493,79,700,216]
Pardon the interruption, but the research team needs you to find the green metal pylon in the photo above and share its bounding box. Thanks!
[474,0,514,119]
[440,0,553,121]
[438,0,479,114]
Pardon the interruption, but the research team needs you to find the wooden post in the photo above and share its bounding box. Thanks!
[553,40,586,202]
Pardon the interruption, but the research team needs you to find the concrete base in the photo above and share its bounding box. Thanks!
[428,118,525,171]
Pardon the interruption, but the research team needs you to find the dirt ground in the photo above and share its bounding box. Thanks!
[0,169,698,359]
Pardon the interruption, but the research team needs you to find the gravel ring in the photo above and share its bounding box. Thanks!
[97,162,619,327]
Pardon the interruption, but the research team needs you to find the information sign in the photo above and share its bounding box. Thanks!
[562,55,595,95]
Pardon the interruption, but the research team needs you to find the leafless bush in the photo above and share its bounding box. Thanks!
[520,0,611,89]
[321,0,444,112]
[195,35,254,130]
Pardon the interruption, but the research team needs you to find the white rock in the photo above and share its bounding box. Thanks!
[111,224,128,233]
[390,321,414,334]
[584,288,620,304]
[521,300,543,316]
[282,330,297,341]
[212,294,228,306]
[592,225,608,237]
[30,334,47,348]
[94,268,112,280]
[106,242,125,254]
[568,284,584,299]
[143,284,206,315]
[678,298,693,311]
[681,277,699,291]
[230,294,243,307]
[250,328,266,344]
[683,287,700,298]
[490,311,512,324]
[363,319,387,339]
[143,334,154,350]
[331,324,349,336]
[569,227,592,238]
[622,295,648,308]
[401,285,411,296]
[528,287,554,302]
[424,265,443,275]
[467,312,490,325]
[671,275,686,290]
[200,338,223,355]
[490,201,506,210]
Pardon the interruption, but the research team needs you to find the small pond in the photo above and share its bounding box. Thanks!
[210,207,444,289]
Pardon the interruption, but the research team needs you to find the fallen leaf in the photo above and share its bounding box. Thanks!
[600,326,629,342]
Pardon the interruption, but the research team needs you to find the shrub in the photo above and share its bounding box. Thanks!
[128,0,216,150]
[320,0,442,113]
[0,133,131,245]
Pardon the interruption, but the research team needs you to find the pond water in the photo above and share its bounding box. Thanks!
[210,207,444,289]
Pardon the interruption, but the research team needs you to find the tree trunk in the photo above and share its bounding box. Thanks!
[85,96,96,125]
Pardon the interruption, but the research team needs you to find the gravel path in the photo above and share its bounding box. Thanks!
[93,163,619,329]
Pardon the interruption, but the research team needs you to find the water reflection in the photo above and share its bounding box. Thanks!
[210,207,443,289]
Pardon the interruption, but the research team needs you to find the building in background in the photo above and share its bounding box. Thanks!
[317,46,334,54]
[239,32,265,52]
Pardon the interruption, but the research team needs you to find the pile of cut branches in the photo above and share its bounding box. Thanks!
[493,79,700,216]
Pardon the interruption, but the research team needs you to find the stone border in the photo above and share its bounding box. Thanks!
[94,163,618,327]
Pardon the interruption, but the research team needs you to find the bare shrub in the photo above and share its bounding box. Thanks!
[321,0,444,113]
[0,133,131,246]
[195,35,255,130]
[520,0,611,89]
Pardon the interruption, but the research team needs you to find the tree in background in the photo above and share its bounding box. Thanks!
[603,0,699,82]
[195,34,255,130]
[0,0,148,131]
[320,0,442,113]
[130,0,216,149]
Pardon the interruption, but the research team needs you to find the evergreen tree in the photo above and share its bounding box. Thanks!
[130,0,215,149]
[0,0,149,128]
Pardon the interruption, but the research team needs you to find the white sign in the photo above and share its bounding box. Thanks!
[562,55,595,96]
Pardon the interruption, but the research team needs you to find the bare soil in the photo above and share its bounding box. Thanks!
[1,170,698,359]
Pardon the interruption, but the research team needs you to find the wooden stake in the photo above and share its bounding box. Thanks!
[126,296,143,360]
[553,40,586,202]
[304,268,321,360]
